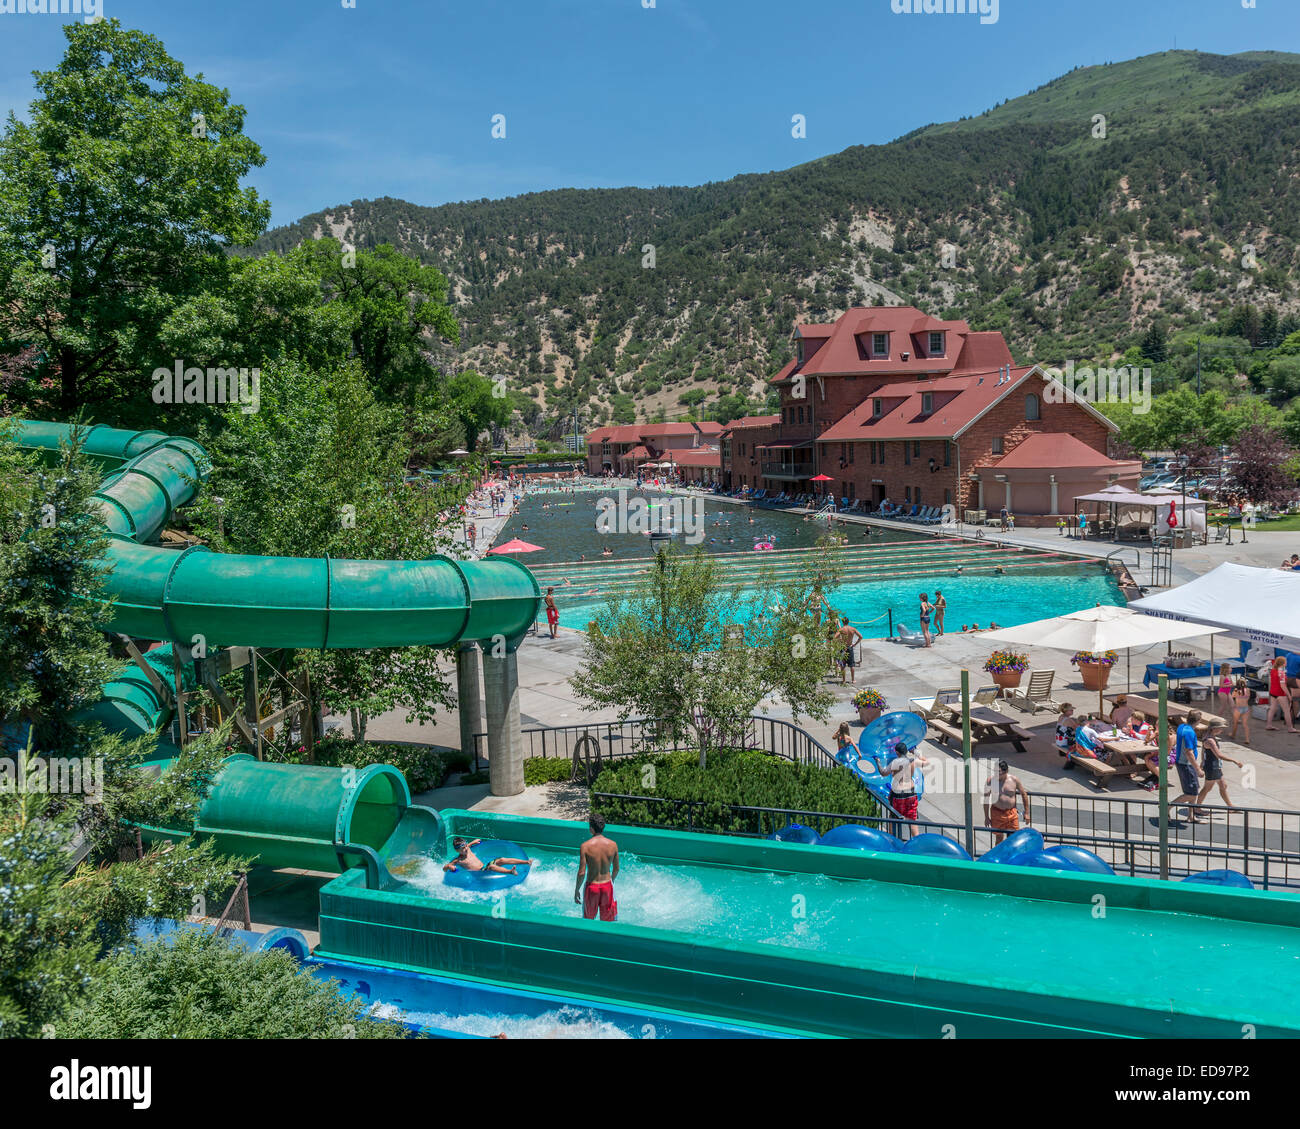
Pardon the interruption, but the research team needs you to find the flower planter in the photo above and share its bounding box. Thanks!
[1076,661,1112,692]
[857,706,882,726]
[990,670,1024,693]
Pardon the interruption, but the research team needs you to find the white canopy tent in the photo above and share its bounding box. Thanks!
[1131,563,1300,653]
[1073,488,1207,534]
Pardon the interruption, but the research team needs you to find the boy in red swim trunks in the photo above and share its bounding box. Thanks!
[544,587,559,638]
[575,816,620,921]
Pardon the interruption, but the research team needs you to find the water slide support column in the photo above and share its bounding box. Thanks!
[482,646,524,797]
[456,643,484,768]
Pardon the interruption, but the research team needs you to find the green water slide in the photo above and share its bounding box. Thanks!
[12,420,540,746]
[137,755,441,886]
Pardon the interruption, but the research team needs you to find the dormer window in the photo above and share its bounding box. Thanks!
[921,392,933,415]
[929,331,946,356]
[872,333,888,357]
[796,338,805,364]
[872,398,883,418]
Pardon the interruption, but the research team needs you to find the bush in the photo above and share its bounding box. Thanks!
[62,932,406,1039]
[524,756,575,786]
[590,749,878,837]
[267,736,449,793]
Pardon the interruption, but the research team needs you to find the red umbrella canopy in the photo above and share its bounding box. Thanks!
[810,474,834,482]
[487,538,544,554]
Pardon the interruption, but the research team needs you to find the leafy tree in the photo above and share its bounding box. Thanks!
[1140,323,1168,364]
[61,930,405,1039]
[1229,423,1300,506]
[0,423,116,755]
[0,20,269,414]
[297,239,459,400]
[571,542,841,766]
[447,370,511,452]
[1264,355,1300,401]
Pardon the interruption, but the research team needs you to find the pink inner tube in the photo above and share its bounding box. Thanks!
[753,542,774,551]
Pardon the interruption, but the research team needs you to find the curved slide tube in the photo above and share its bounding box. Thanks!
[12,420,542,746]
[137,754,442,888]
[133,917,311,961]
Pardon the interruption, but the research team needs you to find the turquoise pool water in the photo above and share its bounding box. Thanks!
[552,566,1124,637]
[396,845,1300,1023]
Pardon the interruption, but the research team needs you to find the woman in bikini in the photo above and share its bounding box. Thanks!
[1195,722,1244,811]
[918,593,933,648]
[1229,677,1252,744]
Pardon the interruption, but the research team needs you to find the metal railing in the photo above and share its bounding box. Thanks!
[470,714,840,774]
[588,793,907,839]
[760,462,815,480]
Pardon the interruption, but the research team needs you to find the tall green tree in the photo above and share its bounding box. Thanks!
[0,20,269,414]
[447,369,511,452]
[571,543,841,765]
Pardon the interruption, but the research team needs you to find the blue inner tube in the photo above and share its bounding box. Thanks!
[1039,844,1115,875]
[442,838,531,890]
[818,824,902,852]
[1182,868,1255,890]
[979,827,1044,866]
[901,833,972,861]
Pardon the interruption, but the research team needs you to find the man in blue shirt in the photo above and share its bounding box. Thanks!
[1170,710,1205,823]
[1285,651,1300,699]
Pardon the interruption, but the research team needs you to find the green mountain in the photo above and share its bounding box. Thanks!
[253,50,1300,433]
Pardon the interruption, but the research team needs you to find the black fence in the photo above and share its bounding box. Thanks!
[471,714,839,774]
[588,792,905,839]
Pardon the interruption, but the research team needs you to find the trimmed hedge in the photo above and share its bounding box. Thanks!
[590,749,878,837]
[524,756,576,786]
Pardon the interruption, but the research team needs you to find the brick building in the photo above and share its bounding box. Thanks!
[720,307,1139,524]
[585,421,722,476]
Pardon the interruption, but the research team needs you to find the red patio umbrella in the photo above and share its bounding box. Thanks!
[810,474,834,482]
[487,538,544,555]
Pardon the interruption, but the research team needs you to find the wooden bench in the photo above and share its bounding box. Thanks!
[1066,753,1150,789]
[928,720,965,746]
[930,719,1036,750]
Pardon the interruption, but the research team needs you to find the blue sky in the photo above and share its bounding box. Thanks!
[1,0,1297,227]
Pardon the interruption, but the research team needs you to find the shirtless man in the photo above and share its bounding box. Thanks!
[442,837,535,875]
[575,816,620,921]
[983,760,1030,844]
[836,618,863,684]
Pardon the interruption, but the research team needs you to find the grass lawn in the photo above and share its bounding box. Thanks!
[1208,513,1300,533]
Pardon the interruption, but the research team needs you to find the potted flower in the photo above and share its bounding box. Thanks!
[852,688,887,725]
[1072,650,1118,692]
[983,649,1030,692]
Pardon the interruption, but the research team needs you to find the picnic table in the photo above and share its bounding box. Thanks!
[1065,732,1156,788]
[930,704,1035,753]
[1107,694,1226,729]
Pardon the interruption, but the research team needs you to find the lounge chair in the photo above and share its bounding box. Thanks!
[908,687,962,719]
[1005,669,1060,714]
[972,684,1002,707]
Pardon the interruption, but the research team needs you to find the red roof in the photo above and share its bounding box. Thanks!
[625,445,652,459]
[775,306,984,382]
[818,365,1043,441]
[669,449,721,468]
[994,432,1124,469]
[719,414,780,436]
[586,421,722,444]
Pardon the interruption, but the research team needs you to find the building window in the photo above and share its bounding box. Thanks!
[929,331,945,356]
[796,339,805,364]
[1026,393,1041,421]
[848,482,857,500]
[872,398,883,418]
[904,443,911,466]
[913,440,921,458]
[992,436,1004,455]
[870,444,876,465]
[914,489,921,506]
[848,444,854,465]
[877,441,885,464]
[905,486,912,503]
[944,488,952,505]
[944,440,951,467]
[872,333,888,357]
[921,392,933,415]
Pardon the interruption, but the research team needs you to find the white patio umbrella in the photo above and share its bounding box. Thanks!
[980,605,1228,713]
